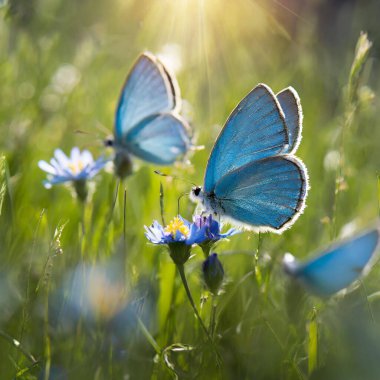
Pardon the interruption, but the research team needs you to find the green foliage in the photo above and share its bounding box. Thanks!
[1,1,380,379]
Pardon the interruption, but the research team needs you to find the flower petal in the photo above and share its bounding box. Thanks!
[187,224,207,245]
[48,174,71,184]
[144,222,166,244]
[38,160,57,175]
[80,150,94,166]
[50,158,66,175]
[220,228,239,238]
[54,149,69,167]
[70,147,81,162]
[86,157,107,178]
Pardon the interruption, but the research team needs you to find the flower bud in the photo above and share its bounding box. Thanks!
[202,253,224,294]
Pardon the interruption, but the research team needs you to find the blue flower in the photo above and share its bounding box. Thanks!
[145,215,238,264]
[187,214,238,255]
[38,147,107,189]
[145,217,192,245]
[202,253,224,294]
[145,216,195,265]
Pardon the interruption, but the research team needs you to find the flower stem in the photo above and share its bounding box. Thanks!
[209,294,217,338]
[176,264,219,356]
[123,187,127,247]
[201,244,211,258]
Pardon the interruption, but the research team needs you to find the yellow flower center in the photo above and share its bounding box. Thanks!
[165,217,189,238]
[68,160,85,175]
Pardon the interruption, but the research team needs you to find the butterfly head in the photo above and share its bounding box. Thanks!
[190,186,204,203]
[104,136,114,148]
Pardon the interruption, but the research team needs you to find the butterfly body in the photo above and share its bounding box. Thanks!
[113,149,134,178]
[191,84,308,233]
[283,226,380,297]
[108,52,191,177]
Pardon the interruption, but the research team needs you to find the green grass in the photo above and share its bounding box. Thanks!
[1,1,380,379]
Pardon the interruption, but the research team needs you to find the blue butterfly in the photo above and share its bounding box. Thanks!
[190,84,308,233]
[283,225,380,297]
[106,52,191,177]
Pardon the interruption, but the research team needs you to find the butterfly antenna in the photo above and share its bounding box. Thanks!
[74,129,107,148]
[154,170,196,187]
[94,120,112,135]
[74,129,93,136]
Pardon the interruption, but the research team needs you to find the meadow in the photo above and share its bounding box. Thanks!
[1,0,380,379]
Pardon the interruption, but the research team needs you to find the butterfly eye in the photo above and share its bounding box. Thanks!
[193,187,201,197]
[104,137,114,147]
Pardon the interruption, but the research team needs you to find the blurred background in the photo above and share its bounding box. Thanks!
[0,0,380,379]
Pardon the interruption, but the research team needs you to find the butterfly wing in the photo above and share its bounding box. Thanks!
[124,113,190,165]
[115,52,179,141]
[204,84,289,192]
[213,155,308,232]
[276,87,303,154]
[289,227,380,297]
